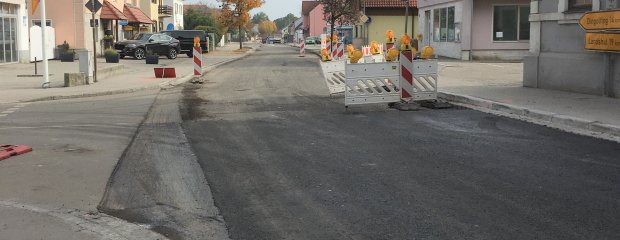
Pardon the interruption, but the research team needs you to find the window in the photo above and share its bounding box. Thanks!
[32,19,52,27]
[433,6,455,42]
[602,0,620,10]
[568,0,592,12]
[493,5,530,41]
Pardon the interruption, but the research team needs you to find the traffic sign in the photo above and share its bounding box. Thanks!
[85,0,102,13]
[585,32,620,52]
[579,10,620,30]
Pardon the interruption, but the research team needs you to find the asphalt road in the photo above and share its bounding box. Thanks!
[180,45,620,240]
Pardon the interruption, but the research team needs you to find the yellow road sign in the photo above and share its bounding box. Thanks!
[585,32,620,52]
[579,10,620,30]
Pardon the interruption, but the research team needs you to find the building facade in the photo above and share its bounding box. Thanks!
[418,0,530,60]
[161,0,183,30]
[524,0,620,98]
[1,0,29,64]
[363,0,419,46]
[140,0,159,31]
[29,0,152,56]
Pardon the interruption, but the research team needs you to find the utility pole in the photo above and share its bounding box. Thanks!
[91,0,98,83]
[238,4,243,50]
[41,0,49,88]
[403,0,410,35]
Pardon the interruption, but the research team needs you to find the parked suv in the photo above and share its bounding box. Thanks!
[115,33,180,60]
[161,30,209,57]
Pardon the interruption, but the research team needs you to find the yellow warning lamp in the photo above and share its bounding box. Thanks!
[193,36,200,47]
[386,30,395,44]
[421,46,434,59]
[386,48,399,62]
[400,35,413,51]
[350,50,363,63]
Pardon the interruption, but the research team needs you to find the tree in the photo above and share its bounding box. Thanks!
[273,13,298,30]
[258,20,277,37]
[217,0,264,49]
[252,12,269,24]
[319,0,361,51]
[184,8,216,31]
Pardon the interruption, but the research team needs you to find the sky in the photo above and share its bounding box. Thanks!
[184,0,302,20]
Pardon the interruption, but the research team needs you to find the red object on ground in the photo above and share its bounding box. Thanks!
[153,68,176,78]
[0,145,33,161]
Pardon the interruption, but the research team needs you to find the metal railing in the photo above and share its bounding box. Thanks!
[158,5,173,15]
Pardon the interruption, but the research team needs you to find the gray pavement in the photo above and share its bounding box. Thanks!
[301,45,620,141]
[0,91,168,239]
[179,46,620,239]
[0,43,254,104]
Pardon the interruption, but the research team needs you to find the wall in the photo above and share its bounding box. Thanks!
[308,4,327,36]
[418,0,465,59]
[366,14,418,46]
[3,0,29,63]
[524,0,620,98]
[471,0,530,50]
[162,0,183,30]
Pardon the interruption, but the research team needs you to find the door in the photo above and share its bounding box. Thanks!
[424,10,431,45]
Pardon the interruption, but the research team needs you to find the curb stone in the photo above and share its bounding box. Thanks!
[438,91,620,142]
[22,48,256,103]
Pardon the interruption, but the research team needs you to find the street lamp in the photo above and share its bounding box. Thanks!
[234,12,242,49]
[403,0,410,35]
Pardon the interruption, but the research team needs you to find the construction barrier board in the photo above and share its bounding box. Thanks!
[400,51,438,101]
[344,62,401,106]
[320,59,347,94]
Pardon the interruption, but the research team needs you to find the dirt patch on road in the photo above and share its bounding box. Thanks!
[180,83,208,121]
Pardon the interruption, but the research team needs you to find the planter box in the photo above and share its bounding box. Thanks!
[60,53,75,62]
[145,55,159,64]
[105,54,119,63]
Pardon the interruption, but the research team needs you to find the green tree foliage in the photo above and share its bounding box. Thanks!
[184,8,215,31]
[273,13,298,30]
[252,12,269,24]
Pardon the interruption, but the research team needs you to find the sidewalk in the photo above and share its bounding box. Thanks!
[300,45,620,141]
[0,43,255,103]
[436,61,620,142]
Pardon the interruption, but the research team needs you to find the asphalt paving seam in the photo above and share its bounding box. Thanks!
[0,200,168,240]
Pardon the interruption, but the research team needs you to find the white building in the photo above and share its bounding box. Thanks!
[0,0,29,64]
[162,0,183,30]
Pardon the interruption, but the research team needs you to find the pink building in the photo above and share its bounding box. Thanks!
[29,0,151,55]
[301,1,328,37]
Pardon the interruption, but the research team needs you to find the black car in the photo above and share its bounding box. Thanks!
[161,30,209,57]
[114,33,181,60]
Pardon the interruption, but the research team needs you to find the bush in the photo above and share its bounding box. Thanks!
[57,41,70,53]
[194,25,222,45]
[104,48,118,57]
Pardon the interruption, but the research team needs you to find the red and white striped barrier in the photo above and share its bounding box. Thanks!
[337,43,344,60]
[331,42,338,58]
[299,40,305,57]
[399,51,438,101]
[326,42,332,57]
[400,51,414,99]
[193,46,202,77]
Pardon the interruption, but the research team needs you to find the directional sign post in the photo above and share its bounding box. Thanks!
[85,0,101,83]
[585,32,620,52]
[579,10,620,31]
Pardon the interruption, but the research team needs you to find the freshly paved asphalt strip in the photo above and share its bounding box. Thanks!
[181,46,620,240]
[98,88,229,240]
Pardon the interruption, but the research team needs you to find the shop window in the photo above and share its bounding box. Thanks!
[493,5,530,41]
[32,19,52,27]
[433,6,455,42]
[601,0,620,9]
[568,0,592,12]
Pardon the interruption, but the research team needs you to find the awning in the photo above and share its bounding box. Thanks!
[101,0,127,20]
[123,4,153,24]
